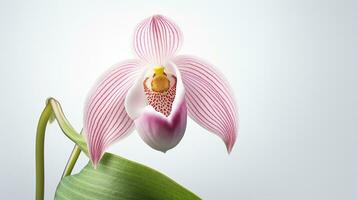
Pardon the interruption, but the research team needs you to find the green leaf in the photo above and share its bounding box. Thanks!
[55,153,201,200]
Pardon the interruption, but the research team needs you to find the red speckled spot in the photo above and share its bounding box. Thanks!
[144,75,177,116]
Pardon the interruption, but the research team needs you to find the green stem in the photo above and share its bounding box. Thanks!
[35,103,53,200]
[35,98,88,200]
[62,143,81,178]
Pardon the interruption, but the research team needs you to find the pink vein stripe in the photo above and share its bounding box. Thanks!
[133,15,182,65]
[173,55,238,152]
[84,60,141,166]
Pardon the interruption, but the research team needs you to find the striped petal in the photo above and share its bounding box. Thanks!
[173,55,238,153]
[133,15,183,66]
[84,60,142,166]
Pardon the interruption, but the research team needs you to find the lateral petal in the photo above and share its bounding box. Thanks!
[84,60,142,166]
[173,55,238,152]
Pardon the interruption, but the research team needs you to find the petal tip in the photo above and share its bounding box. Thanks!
[224,133,236,154]
[151,14,163,18]
[89,151,102,168]
[88,142,105,168]
[225,133,237,154]
[226,143,234,154]
[91,161,98,169]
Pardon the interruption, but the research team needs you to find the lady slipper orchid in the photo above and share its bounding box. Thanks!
[84,15,238,166]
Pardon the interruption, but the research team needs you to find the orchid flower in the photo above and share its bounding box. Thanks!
[84,15,238,166]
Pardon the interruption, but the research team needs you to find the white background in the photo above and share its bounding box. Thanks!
[0,0,356,199]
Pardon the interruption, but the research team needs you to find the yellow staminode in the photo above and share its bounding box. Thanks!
[153,66,165,75]
[152,66,170,93]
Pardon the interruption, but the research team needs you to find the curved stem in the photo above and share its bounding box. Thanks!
[35,98,88,200]
[47,99,88,154]
[35,104,52,200]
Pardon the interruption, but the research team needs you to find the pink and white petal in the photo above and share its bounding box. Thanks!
[173,55,238,153]
[135,99,187,152]
[132,62,187,152]
[84,59,142,166]
[124,66,151,120]
[133,15,183,66]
